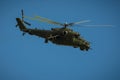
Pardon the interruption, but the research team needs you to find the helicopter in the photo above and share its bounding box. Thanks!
[16,10,90,51]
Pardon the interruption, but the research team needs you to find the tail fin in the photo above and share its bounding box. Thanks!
[16,18,26,31]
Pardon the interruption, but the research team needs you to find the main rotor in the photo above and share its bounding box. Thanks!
[23,11,113,28]
[24,15,90,28]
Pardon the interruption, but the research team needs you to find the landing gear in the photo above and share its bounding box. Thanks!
[80,47,84,50]
[45,39,48,43]
[80,46,89,51]
[74,46,78,48]
[22,32,25,36]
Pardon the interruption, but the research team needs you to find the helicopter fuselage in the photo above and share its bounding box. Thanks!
[16,18,90,51]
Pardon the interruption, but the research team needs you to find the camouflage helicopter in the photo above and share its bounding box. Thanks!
[16,10,90,51]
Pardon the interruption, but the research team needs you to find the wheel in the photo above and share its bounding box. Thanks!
[45,39,48,43]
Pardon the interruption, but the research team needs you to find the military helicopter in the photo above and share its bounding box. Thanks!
[16,10,91,51]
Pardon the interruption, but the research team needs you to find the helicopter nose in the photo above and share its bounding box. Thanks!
[85,45,90,51]
[79,42,90,51]
[85,42,90,51]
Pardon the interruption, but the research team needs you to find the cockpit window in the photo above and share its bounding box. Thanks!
[63,31,68,35]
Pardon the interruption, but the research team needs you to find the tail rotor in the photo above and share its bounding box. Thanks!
[21,9,31,26]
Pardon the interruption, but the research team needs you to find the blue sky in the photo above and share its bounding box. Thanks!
[0,0,120,80]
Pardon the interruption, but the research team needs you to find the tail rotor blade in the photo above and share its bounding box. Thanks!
[21,9,24,21]
[24,21,31,26]
[21,9,24,16]
[21,9,31,26]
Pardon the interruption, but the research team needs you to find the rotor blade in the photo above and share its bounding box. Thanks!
[68,20,91,26]
[34,16,64,26]
[73,20,91,24]
[21,9,24,21]
[82,25,114,27]
[21,9,24,17]
[24,21,31,26]
[24,15,64,26]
